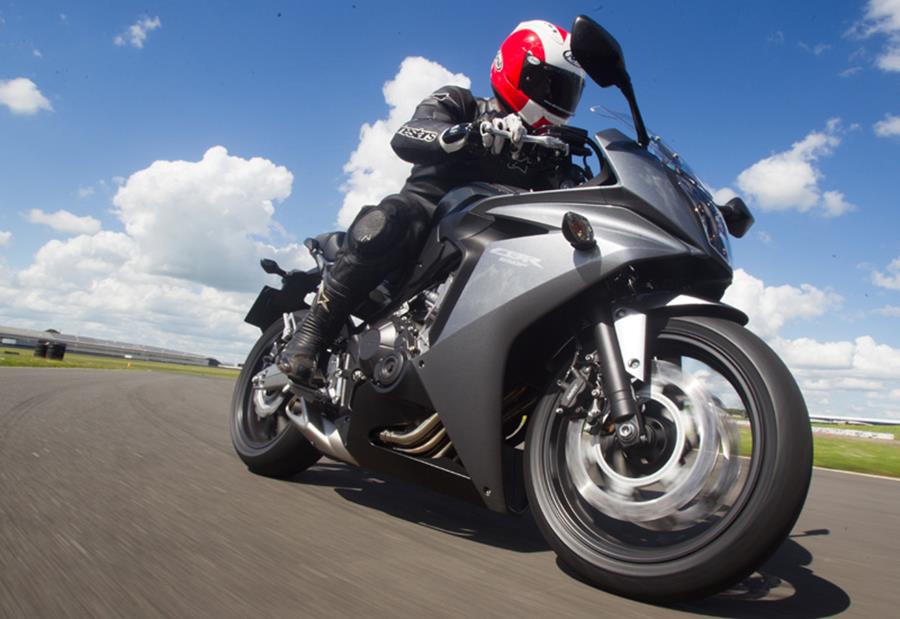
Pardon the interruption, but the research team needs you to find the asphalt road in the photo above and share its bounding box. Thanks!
[0,368,896,618]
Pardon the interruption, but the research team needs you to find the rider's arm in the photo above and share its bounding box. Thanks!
[390,86,481,165]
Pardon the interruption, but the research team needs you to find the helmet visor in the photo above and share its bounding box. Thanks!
[519,59,584,118]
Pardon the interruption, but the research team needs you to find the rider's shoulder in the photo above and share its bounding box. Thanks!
[423,85,476,107]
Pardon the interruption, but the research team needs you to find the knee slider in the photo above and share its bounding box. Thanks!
[348,202,404,257]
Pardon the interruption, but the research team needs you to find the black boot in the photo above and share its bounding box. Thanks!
[276,275,354,386]
[276,252,389,387]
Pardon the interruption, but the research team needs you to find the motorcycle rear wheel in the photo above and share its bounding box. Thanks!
[230,318,322,478]
[524,316,812,601]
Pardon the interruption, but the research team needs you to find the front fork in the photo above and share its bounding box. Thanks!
[593,306,645,446]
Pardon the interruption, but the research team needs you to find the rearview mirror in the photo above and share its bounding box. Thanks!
[260,258,286,277]
[570,15,628,89]
[718,197,755,238]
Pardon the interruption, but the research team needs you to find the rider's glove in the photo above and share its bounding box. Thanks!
[483,113,526,155]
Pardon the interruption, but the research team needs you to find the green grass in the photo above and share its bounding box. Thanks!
[739,426,900,478]
[0,347,239,379]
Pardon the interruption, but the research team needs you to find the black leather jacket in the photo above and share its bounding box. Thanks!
[389,86,576,207]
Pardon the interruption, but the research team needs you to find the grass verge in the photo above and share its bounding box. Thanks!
[0,347,239,379]
[740,428,900,479]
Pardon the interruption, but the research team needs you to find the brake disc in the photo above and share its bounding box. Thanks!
[565,360,740,527]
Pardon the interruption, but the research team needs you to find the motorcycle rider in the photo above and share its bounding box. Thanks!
[278,19,587,386]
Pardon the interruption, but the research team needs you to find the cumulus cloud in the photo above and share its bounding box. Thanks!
[112,146,305,291]
[0,147,312,361]
[850,0,900,72]
[338,56,470,227]
[735,119,851,216]
[725,269,900,420]
[114,16,161,49]
[77,185,95,199]
[722,268,841,338]
[0,77,52,115]
[872,257,900,289]
[27,209,102,235]
[0,231,11,246]
[874,113,900,137]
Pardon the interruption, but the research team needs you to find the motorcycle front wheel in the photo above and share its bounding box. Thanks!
[524,315,813,601]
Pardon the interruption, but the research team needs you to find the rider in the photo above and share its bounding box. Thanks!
[278,19,586,386]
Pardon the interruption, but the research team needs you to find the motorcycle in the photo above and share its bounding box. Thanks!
[230,15,812,601]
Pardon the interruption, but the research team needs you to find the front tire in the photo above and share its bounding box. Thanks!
[525,316,813,601]
[230,318,322,478]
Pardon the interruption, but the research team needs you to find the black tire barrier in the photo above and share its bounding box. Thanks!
[47,342,67,360]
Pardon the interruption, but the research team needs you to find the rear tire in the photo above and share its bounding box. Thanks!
[230,318,321,478]
[524,316,813,601]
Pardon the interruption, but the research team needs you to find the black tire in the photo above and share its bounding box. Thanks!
[230,318,321,478]
[524,316,813,601]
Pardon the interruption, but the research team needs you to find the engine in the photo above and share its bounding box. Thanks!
[353,276,453,390]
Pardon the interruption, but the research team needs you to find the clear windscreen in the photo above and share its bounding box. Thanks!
[588,105,714,200]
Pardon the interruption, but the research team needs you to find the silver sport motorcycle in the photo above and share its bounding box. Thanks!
[230,16,813,601]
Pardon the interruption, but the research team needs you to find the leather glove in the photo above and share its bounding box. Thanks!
[483,113,526,155]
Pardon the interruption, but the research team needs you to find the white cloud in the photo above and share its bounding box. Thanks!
[27,209,101,235]
[839,66,862,77]
[821,190,856,217]
[722,268,841,339]
[877,305,900,316]
[77,185,95,199]
[709,186,737,205]
[735,119,850,216]
[803,377,884,391]
[0,77,52,115]
[0,231,11,246]
[798,42,832,56]
[0,147,312,361]
[851,0,900,72]
[33,49,42,58]
[338,56,470,227]
[112,146,306,291]
[114,16,161,49]
[756,230,773,244]
[772,337,855,370]
[724,268,900,421]
[872,257,900,289]
[874,113,900,137]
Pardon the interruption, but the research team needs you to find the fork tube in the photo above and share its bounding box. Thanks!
[593,306,642,442]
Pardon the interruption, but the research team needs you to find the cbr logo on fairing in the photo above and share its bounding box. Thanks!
[490,247,543,269]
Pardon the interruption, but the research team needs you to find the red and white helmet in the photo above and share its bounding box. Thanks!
[490,20,586,128]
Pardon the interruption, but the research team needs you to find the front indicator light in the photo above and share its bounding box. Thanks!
[562,211,597,251]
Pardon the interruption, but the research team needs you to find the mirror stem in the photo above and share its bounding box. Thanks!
[620,78,650,148]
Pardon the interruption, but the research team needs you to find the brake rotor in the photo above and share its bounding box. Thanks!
[565,360,740,527]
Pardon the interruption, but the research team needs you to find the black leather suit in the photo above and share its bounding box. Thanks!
[278,85,577,382]
[343,85,566,278]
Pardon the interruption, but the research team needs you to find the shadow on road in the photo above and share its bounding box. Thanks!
[292,464,850,616]
[290,461,548,553]
[675,529,851,618]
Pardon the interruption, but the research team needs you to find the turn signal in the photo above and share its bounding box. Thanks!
[562,211,597,250]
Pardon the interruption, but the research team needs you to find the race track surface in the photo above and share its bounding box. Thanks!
[0,368,896,617]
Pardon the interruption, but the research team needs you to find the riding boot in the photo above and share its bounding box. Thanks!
[276,256,386,387]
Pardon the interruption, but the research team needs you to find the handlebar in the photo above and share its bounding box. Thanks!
[481,124,570,156]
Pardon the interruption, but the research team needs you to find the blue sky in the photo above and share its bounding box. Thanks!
[1,1,900,418]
